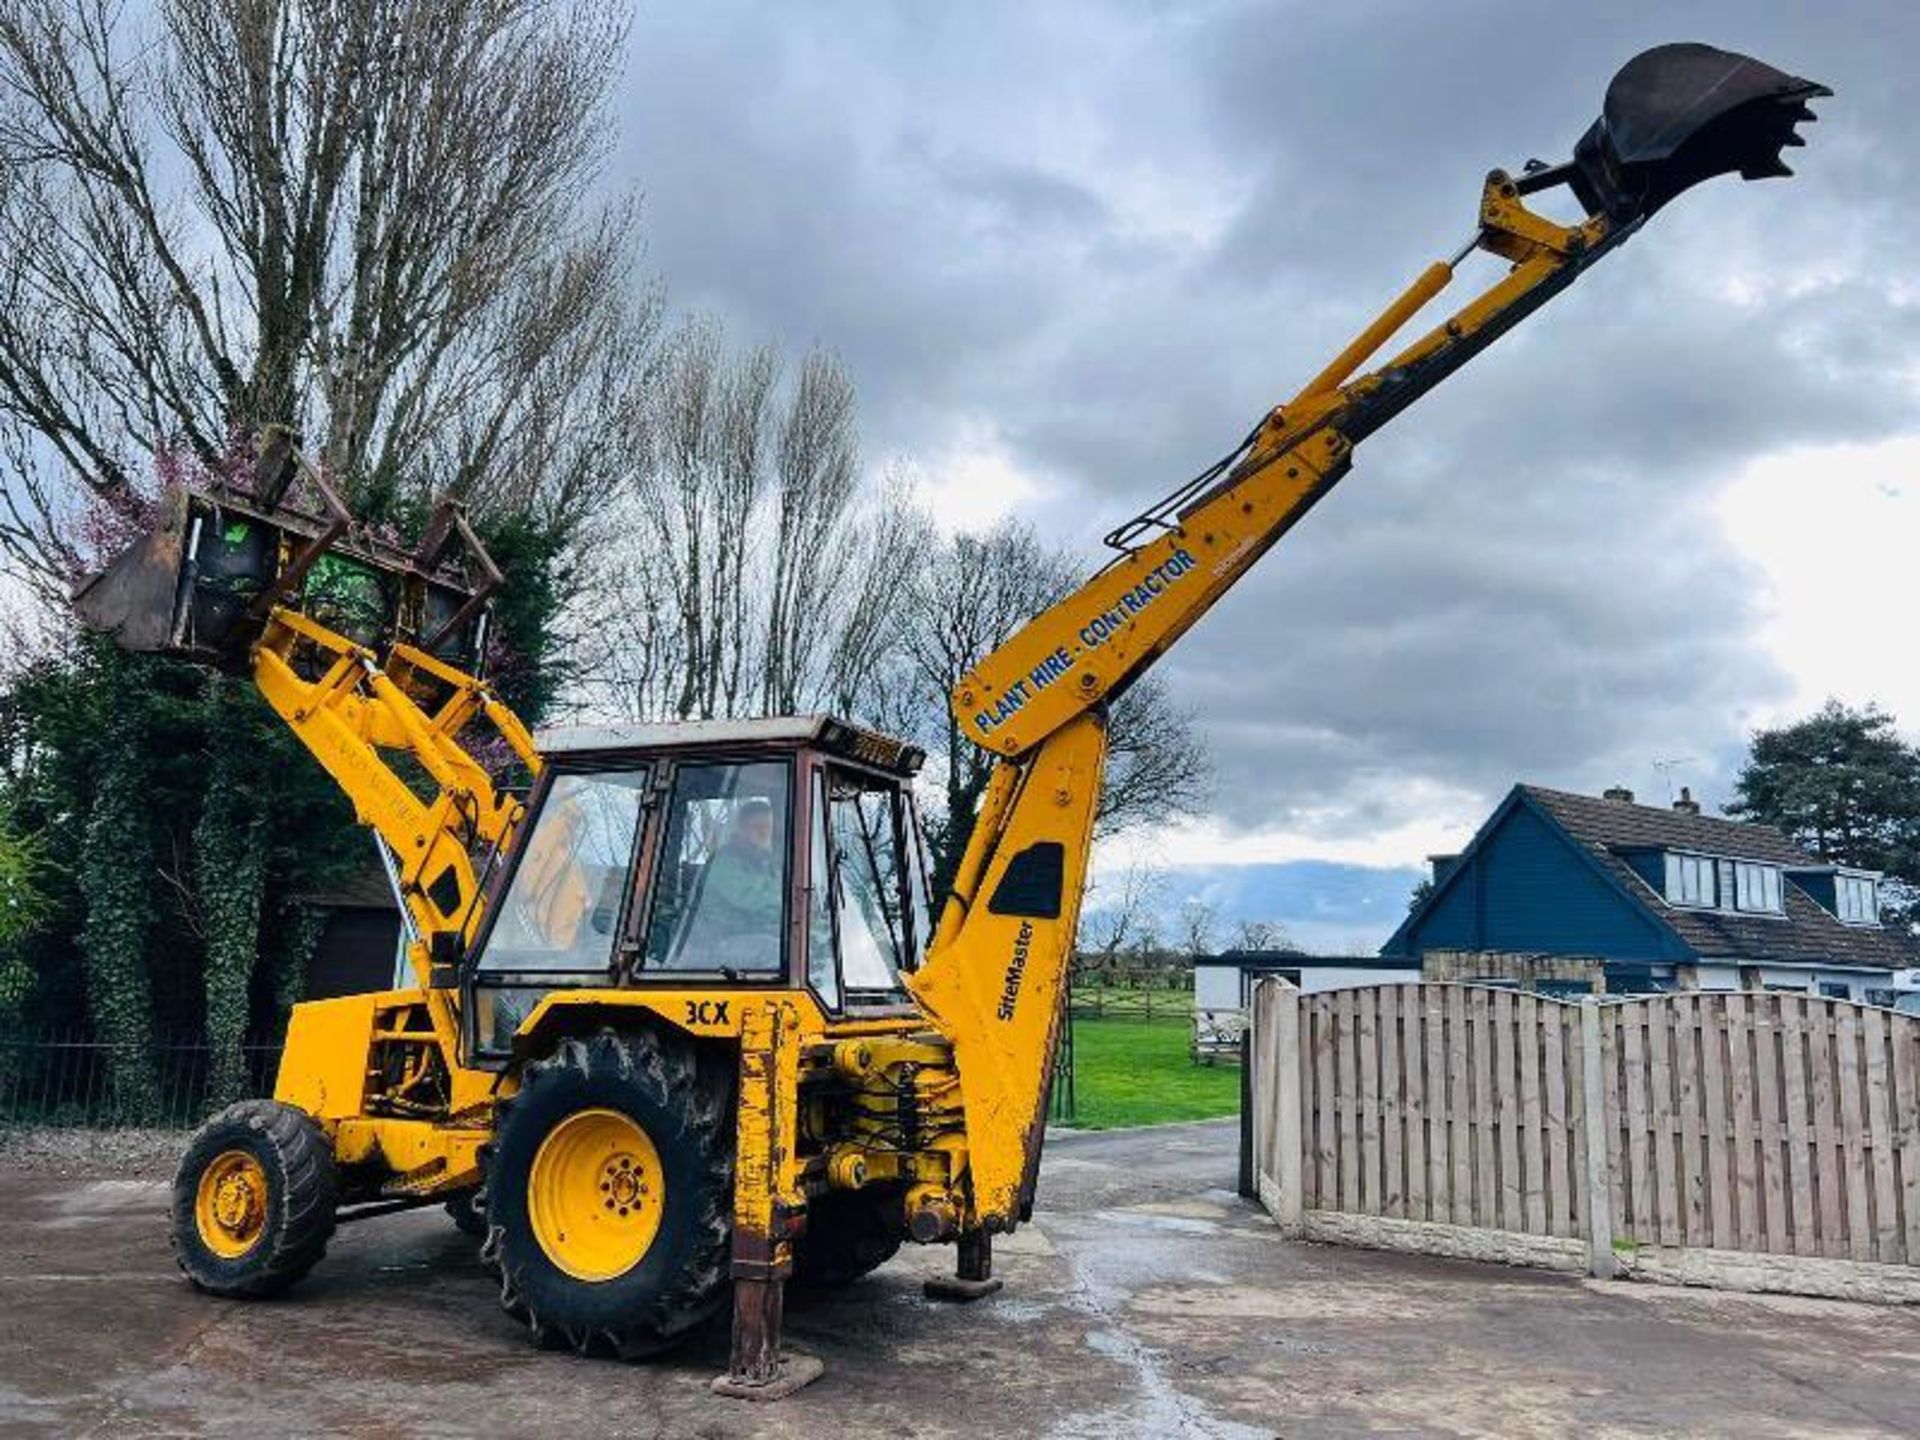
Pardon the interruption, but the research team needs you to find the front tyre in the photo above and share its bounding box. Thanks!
[169,1099,339,1298]
[488,1029,733,1357]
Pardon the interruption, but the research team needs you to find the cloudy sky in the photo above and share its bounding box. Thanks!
[614,2,1919,948]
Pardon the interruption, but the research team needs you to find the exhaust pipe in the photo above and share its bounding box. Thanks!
[1566,43,1829,222]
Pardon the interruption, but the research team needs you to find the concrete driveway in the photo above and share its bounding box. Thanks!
[2,1119,1917,1437]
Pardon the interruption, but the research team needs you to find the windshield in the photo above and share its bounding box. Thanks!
[478,769,648,974]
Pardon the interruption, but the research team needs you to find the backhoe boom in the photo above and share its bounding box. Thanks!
[950,176,1624,760]
[917,44,1828,1231]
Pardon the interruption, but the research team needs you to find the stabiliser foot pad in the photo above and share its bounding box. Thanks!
[923,1276,1004,1302]
[710,1352,825,1401]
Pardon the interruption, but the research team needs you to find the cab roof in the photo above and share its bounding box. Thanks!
[535,714,924,776]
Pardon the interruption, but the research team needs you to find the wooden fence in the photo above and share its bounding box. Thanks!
[1247,980,1920,1301]
[1068,988,1189,1022]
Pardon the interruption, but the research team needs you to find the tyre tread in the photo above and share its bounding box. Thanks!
[170,1098,338,1299]
[486,1026,733,1358]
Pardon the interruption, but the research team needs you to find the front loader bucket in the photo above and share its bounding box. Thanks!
[72,487,199,655]
[73,448,499,674]
[1569,43,1829,222]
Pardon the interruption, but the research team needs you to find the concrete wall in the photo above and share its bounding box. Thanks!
[1194,966,1242,1010]
[1195,963,1422,1012]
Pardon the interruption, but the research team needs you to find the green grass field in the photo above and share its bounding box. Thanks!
[1062,1014,1240,1130]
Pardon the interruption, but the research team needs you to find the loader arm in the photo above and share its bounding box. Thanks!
[912,44,1828,1227]
[251,606,541,951]
[249,606,542,1066]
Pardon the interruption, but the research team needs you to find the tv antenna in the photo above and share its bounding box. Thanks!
[1651,757,1697,803]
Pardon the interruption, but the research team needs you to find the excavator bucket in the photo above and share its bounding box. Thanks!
[1568,43,1829,222]
[73,438,499,673]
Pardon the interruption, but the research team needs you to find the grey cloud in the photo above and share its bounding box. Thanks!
[618,1,1915,848]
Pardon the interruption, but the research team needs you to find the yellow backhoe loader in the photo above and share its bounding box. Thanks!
[74,44,1826,1397]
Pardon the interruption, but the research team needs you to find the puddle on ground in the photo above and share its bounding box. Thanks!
[1056,1328,1270,1440]
[1091,1209,1220,1236]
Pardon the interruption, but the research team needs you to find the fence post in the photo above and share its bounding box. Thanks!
[1276,982,1304,1233]
[1238,1023,1256,1199]
[1249,980,1305,1233]
[1579,998,1617,1279]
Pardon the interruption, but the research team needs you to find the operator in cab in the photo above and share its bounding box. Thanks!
[704,797,780,928]
[675,793,783,970]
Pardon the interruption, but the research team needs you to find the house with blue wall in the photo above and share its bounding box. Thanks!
[1382,784,1920,1003]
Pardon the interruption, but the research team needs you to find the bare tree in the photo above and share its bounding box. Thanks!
[1178,896,1218,958]
[571,317,925,725]
[896,520,1061,884]
[0,0,644,594]
[1077,860,1166,976]
[894,518,1211,890]
[567,481,1205,960]
[0,0,648,1101]
[763,348,854,713]
[1231,918,1295,953]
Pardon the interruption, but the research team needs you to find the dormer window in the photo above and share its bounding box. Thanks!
[1662,852,1784,914]
[1836,873,1879,926]
[1665,852,1716,907]
[1733,862,1783,914]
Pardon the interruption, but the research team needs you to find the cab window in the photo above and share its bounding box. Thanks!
[904,794,936,965]
[471,767,648,1052]
[642,759,790,975]
[807,768,924,1008]
[806,774,841,1010]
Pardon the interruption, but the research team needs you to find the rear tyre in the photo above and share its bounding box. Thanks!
[445,1188,488,1239]
[792,1190,902,1289]
[170,1099,338,1298]
[486,1028,733,1357]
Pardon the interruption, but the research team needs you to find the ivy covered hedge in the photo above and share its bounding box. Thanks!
[0,511,565,1117]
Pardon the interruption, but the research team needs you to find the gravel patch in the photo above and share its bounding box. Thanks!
[0,1126,184,1180]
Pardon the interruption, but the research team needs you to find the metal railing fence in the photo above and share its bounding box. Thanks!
[0,1029,283,1130]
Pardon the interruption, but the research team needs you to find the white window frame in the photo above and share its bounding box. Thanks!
[1664,851,1718,908]
[1836,873,1879,926]
[1733,861,1785,915]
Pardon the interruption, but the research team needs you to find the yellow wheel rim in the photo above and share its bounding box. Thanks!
[194,1148,270,1259]
[528,1108,665,1282]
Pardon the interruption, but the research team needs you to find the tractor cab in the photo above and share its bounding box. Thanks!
[463,716,934,1061]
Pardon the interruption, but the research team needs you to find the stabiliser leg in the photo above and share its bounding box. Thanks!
[712,1004,822,1401]
[713,1272,820,1401]
[924,1228,1003,1302]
